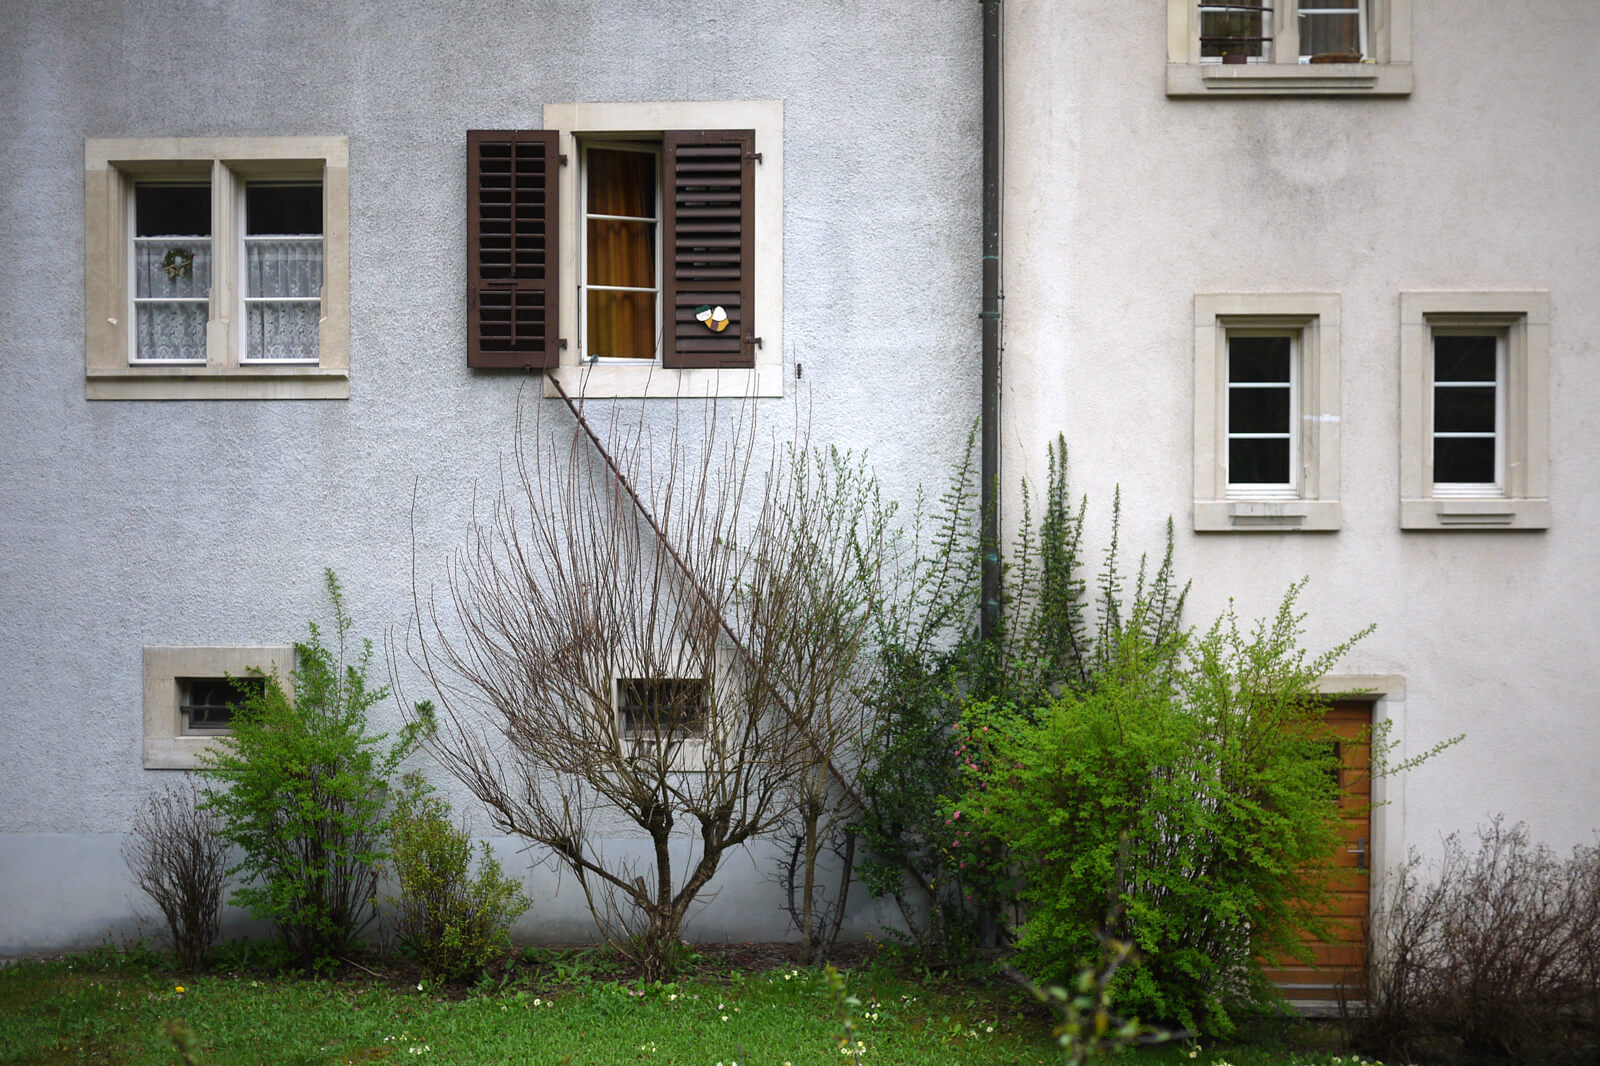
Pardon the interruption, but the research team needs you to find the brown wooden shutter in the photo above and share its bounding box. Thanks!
[661,130,755,369]
[467,130,559,368]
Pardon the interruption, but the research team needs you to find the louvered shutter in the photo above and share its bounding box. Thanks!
[467,130,559,368]
[661,130,755,369]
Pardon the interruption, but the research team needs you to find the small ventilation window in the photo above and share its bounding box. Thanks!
[617,677,706,740]
[178,676,264,736]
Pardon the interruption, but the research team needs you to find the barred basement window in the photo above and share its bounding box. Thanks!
[178,675,265,736]
[617,677,707,741]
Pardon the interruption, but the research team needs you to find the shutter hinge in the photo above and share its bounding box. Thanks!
[745,152,763,164]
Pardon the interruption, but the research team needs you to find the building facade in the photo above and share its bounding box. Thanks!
[2,0,1596,964]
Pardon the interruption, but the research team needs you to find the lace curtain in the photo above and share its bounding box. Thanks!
[245,238,323,362]
[134,239,211,362]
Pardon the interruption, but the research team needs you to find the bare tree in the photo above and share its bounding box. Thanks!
[404,396,887,978]
[123,780,227,973]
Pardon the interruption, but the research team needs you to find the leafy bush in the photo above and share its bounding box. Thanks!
[1354,817,1600,1063]
[961,585,1369,1034]
[122,780,226,972]
[200,570,423,968]
[855,437,1187,965]
[388,772,531,980]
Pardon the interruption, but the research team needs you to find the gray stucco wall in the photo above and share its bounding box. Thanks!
[0,0,981,953]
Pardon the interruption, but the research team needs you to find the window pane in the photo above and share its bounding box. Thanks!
[619,678,705,736]
[179,676,263,734]
[1300,11,1362,56]
[1229,336,1292,382]
[136,302,208,361]
[247,302,321,362]
[1201,1,1269,60]
[135,240,211,300]
[1434,335,1497,382]
[587,148,655,218]
[246,184,322,235]
[1434,386,1496,434]
[1434,437,1496,484]
[135,184,209,237]
[1229,385,1291,433]
[587,290,656,359]
[1230,438,1291,484]
[587,219,656,288]
[246,238,323,298]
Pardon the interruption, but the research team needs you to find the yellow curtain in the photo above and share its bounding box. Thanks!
[587,149,657,359]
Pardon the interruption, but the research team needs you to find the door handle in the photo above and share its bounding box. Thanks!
[1355,836,1367,870]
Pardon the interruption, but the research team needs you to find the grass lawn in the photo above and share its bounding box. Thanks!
[0,948,1391,1066]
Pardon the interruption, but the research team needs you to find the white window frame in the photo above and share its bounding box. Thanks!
[1168,0,1411,96]
[1429,328,1505,499]
[85,137,349,400]
[578,140,666,365]
[1400,292,1550,531]
[1194,293,1342,531]
[1225,329,1301,501]
[542,101,784,400]
[237,180,325,366]
[143,645,292,769]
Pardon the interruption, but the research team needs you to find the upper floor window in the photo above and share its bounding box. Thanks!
[465,101,784,399]
[85,136,350,400]
[1170,0,1410,95]
[1400,293,1550,530]
[1200,0,1367,64]
[1194,293,1342,532]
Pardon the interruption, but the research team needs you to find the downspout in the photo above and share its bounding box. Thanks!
[979,0,1003,643]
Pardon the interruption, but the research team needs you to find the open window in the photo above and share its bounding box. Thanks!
[466,101,783,398]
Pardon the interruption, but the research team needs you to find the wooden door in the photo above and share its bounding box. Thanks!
[1263,700,1371,1010]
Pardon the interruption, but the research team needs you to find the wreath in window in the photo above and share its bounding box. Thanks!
[160,247,195,281]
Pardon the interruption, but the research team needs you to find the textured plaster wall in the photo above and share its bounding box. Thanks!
[1002,0,1600,871]
[0,0,980,952]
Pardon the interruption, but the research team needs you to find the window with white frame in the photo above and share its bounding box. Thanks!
[1170,0,1410,95]
[1194,294,1341,531]
[1400,293,1549,530]
[85,137,349,400]
[1226,332,1299,498]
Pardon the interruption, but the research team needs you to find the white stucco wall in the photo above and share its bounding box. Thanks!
[0,0,980,953]
[1002,0,1600,881]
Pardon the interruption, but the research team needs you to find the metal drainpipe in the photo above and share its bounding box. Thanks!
[979,0,1003,644]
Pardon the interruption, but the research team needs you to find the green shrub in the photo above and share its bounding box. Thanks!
[962,584,1368,1035]
[388,772,530,980]
[200,570,424,968]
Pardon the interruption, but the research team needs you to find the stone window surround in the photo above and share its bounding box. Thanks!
[1194,293,1342,532]
[540,101,784,401]
[1167,0,1412,96]
[85,136,350,401]
[1399,292,1550,531]
[143,645,292,769]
